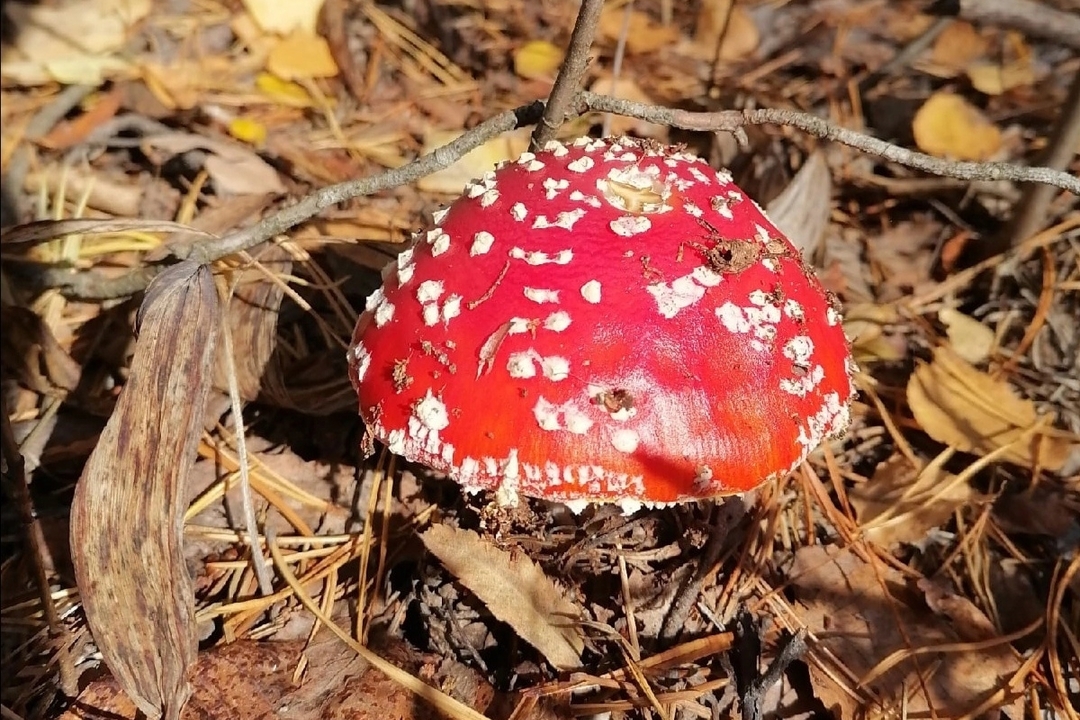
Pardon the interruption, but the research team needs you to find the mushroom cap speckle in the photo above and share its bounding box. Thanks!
[348,137,855,510]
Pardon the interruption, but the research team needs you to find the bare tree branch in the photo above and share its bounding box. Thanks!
[928,0,1080,51]
[579,91,1080,194]
[529,0,605,151]
[35,102,543,299]
[24,89,1080,301]
[1003,68,1080,252]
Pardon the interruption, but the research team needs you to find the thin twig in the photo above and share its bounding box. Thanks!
[25,90,1080,301]
[1003,68,1080,252]
[579,91,1080,193]
[0,409,78,697]
[929,0,1080,51]
[601,0,634,138]
[36,102,543,299]
[219,304,274,596]
[529,0,605,151]
[740,628,808,720]
[4,84,95,224]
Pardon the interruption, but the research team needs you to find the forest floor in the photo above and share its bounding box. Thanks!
[1,0,1078,719]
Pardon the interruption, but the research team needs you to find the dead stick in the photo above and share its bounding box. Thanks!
[24,92,1080,300]
[1003,68,1080,252]
[579,92,1080,193]
[0,410,78,697]
[928,0,1080,51]
[530,0,605,151]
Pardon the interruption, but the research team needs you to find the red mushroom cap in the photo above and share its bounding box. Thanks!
[348,137,855,511]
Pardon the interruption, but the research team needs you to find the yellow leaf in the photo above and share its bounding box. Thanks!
[906,347,1076,470]
[912,92,1002,161]
[417,128,531,195]
[513,40,564,80]
[242,0,325,35]
[928,21,988,75]
[691,1,759,62]
[967,61,1035,96]
[255,72,315,108]
[266,32,339,80]
[597,7,680,54]
[228,117,267,146]
[938,308,994,364]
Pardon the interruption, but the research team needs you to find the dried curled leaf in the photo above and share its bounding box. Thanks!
[907,347,1075,471]
[70,261,219,720]
[791,544,1022,720]
[421,525,584,670]
[912,92,1002,161]
[849,454,977,548]
[766,151,831,260]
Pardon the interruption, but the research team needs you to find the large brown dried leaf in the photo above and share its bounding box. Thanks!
[907,347,1076,471]
[421,524,584,670]
[70,261,219,720]
[791,544,1023,719]
[849,455,978,548]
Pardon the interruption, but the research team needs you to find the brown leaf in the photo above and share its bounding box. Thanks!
[791,544,1023,719]
[907,347,1076,471]
[70,261,220,720]
[849,455,978,548]
[421,525,584,670]
[766,151,832,260]
[215,243,292,402]
[0,304,82,394]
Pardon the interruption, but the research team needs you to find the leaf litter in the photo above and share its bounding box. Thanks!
[1,0,1079,718]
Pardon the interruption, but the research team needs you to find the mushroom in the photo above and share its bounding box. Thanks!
[347,136,856,513]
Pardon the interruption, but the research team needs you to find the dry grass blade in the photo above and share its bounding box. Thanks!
[0,218,215,246]
[421,524,585,670]
[69,260,220,720]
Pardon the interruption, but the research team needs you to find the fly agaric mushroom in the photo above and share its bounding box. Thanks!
[348,137,855,513]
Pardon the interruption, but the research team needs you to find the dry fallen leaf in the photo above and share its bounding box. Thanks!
[0,0,150,85]
[691,0,759,62]
[215,243,292,403]
[417,129,532,195]
[939,308,995,364]
[791,544,1023,720]
[842,303,905,364]
[849,454,977,548]
[907,347,1076,471]
[513,40,564,80]
[421,525,584,670]
[266,31,340,80]
[597,6,680,55]
[912,92,1002,161]
[967,61,1035,96]
[70,261,219,720]
[926,21,988,76]
[242,0,326,35]
[765,151,832,260]
[143,132,286,196]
